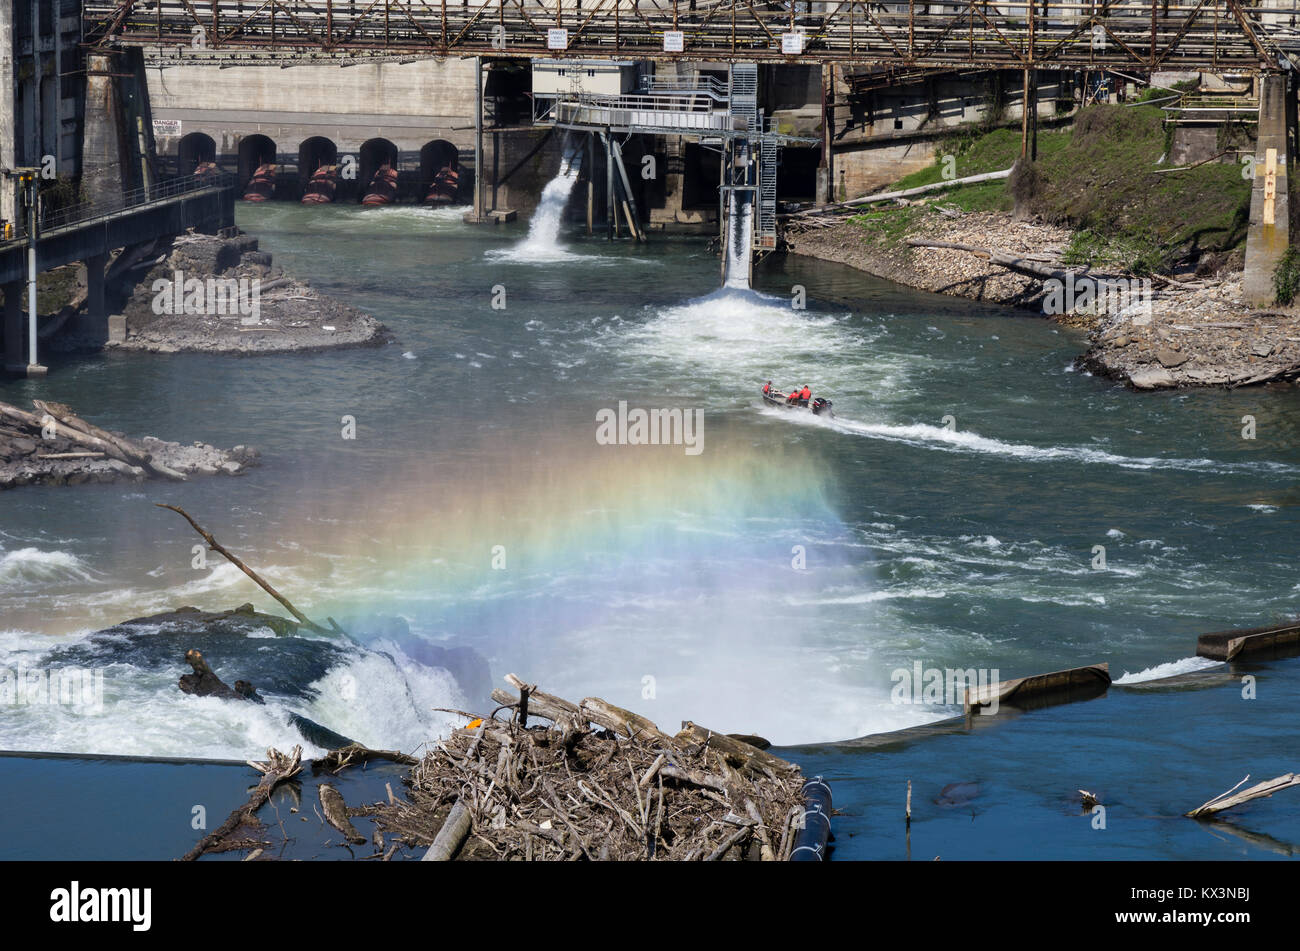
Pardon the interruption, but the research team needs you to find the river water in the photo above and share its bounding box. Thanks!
[2,196,1299,859]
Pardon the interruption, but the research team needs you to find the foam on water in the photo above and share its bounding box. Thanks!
[0,547,93,588]
[0,626,468,759]
[1114,656,1223,684]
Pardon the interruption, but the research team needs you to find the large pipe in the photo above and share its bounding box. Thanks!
[789,777,832,861]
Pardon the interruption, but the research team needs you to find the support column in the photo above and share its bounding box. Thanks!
[75,252,110,346]
[1020,68,1031,159]
[82,52,130,207]
[1244,73,1291,306]
[586,133,595,236]
[475,57,484,217]
[3,281,23,373]
[817,64,832,206]
[464,56,490,224]
[24,185,45,376]
[605,131,616,239]
[491,130,499,212]
[0,2,17,230]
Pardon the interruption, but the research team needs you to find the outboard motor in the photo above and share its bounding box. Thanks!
[812,397,832,416]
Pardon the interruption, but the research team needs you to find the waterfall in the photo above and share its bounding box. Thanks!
[723,191,753,290]
[513,148,583,259]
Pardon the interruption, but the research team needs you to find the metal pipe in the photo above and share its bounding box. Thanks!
[26,179,37,369]
[474,55,484,218]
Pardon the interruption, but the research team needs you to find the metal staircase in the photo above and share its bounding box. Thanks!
[729,64,758,133]
[757,130,779,251]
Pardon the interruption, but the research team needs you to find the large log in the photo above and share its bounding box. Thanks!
[319,783,367,845]
[155,504,337,636]
[674,722,800,778]
[801,167,1014,216]
[491,683,581,726]
[579,696,676,745]
[1187,773,1300,818]
[0,401,146,476]
[422,797,471,861]
[904,238,1076,282]
[33,399,187,482]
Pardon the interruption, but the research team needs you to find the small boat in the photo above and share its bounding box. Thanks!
[193,161,220,181]
[361,163,399,206]
[424,164,460,204]
[301,164,338,204]
[242,163,276,201]
[762,386,833,416]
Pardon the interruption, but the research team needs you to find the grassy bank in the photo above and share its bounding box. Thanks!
[851,105,1251,275]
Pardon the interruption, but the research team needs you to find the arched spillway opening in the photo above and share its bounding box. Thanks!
[358,137,400,204]
[298,136,339,203]
[176,132,216,177]
[420,140,461,204]
[237,134,277,195]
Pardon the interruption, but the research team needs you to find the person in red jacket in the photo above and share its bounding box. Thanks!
[787,389,800,402]
[763,381,772,395]
[800,385,812,401]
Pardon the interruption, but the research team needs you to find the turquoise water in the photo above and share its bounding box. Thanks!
[1,200,1298,859]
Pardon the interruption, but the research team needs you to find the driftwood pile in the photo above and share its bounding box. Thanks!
[0,397,257,489]
[372,675,808,861]
[0,398,187,481]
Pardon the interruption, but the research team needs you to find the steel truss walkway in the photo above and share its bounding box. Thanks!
[85,1,1300,73]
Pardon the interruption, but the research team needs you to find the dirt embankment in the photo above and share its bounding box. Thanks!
[784,104,1296,390]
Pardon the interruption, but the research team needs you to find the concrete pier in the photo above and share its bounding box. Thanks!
[1243,74,1291,306]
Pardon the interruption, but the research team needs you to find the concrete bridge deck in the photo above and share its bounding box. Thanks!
[2,176,236,373]
[86,0,1292,71]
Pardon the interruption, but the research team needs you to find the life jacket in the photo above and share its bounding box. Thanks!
[800,386,811,400]
[788,391,799,400]
[763,383,770,394]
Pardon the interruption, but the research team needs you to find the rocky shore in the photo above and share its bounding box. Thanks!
[785,212,1300,390]
[55,231,394,355]
[786,209,1072,311]
[0,397,258,490]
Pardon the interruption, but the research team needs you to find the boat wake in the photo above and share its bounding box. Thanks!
[766,409,1300,476]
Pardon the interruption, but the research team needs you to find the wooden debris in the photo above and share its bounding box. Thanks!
[181,746,303,861]
[155,503,341,636]
[177,648,250,700]
[372,674,807,861]
[0,398,188,482]
[1187,773,1300,818]
[313,742,417,773]
[319,783,367,845]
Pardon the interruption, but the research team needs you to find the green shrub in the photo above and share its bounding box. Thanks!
[1273,246,1300,305]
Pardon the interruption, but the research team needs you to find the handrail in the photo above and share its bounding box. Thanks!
[2,172,237,244]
